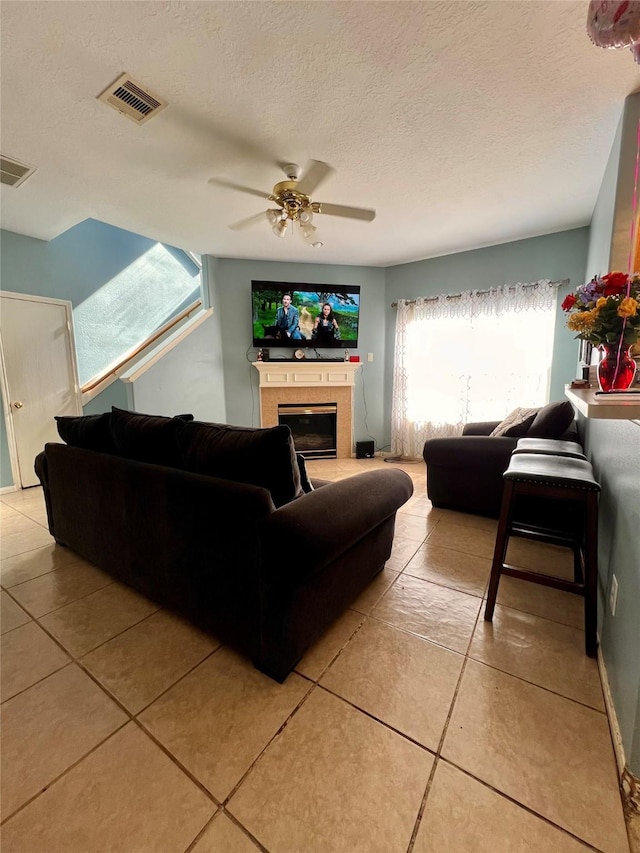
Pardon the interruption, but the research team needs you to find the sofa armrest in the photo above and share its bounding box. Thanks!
[462,421,500,436]
[423,435,517,467]
[260,468,413,583]
[423,435,517,517]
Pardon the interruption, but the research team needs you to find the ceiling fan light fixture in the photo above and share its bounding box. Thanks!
[272,219,289,238]
[299,220,317,239]
[213,160,376,245]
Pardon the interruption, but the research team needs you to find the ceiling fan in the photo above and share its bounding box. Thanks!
[209,160,376,248]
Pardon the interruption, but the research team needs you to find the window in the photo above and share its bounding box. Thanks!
[73,243,201,387]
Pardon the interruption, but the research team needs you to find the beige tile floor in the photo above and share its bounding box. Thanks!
[0,459,638,853]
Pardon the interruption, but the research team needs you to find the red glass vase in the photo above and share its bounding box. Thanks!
[597,342,636,392]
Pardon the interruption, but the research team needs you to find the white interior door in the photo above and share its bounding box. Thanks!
[1,292,81,488]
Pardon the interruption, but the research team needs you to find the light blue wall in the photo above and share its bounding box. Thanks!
[586,119,622,277]
[384,228,589,446]
[582,93,640,776]
[132,316,225,422]
[213,258,387,448]
[1,220,166,306]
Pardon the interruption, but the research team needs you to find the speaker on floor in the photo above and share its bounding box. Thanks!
[356,440,375,459]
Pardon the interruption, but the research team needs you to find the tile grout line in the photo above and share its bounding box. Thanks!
[1,553,91,591]
[1,601,228,816]
[220,679,318,808]
[183,809,273,853]
[316,682,439,759]
[405,604,483,853]
[0,716,131,827]
[464,656,607,715]
[438,756,607,853]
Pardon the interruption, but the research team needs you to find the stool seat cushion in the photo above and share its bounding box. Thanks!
[513,438,586,459]
[504,454,600,490]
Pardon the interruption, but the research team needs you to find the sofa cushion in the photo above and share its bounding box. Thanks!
[110,407,193,467]
[55,413,116,454]
[489,407,540,438]
[526,400,575,438]
[177,421,303,507]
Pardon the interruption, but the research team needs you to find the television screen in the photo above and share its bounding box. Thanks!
[251,281,361,348]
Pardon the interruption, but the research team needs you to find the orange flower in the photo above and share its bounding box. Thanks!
[567,311,596,332]
[617,297,638,318]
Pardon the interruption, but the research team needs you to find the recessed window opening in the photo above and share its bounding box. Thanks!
[73,243,202,387]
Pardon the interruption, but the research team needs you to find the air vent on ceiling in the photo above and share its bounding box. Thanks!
[0,155,37,188]
[97,73,167,125]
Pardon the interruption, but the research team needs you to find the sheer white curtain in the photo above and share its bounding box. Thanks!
[390,281,558,457]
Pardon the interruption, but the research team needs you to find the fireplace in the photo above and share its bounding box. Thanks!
[278,403,337,459]
[253,361,361,458]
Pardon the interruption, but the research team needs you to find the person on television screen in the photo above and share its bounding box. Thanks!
[275,293,303,340]
[312,302,341,345]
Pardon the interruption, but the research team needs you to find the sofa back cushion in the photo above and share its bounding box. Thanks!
[55,413,116,454]
[109,407,193,467]
[526,400,575,438]
[177,421,303,507]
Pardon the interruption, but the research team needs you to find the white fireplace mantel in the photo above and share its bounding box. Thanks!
[252,361,361,388]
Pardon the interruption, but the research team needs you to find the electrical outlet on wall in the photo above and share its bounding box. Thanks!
[367,353,374,362]
[609,575,619,616]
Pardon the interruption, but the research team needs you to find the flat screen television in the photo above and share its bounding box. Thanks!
[251,281,361,349]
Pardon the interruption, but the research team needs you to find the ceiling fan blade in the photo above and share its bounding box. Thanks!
[316,203,376,222]
[295,160,335,196]
[209,178,271,200]
[228,211,267,231]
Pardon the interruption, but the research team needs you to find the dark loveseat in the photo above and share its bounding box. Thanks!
[35,408,413,681]
[422,401,578,518]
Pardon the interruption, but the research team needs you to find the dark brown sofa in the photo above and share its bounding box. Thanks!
[422,401,578,518]
[35,408,413,681]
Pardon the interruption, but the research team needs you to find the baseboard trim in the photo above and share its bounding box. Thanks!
[0,484,18,495]
[598,647,626,775]
[597,646,640,816]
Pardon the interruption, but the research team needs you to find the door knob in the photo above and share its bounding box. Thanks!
[12,401,23,409]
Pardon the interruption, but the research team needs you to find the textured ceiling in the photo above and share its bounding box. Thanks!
[1,1,639,266]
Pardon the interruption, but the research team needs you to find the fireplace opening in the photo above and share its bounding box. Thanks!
[278,403,337,459]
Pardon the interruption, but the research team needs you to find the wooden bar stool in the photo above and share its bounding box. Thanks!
[484,453,600,657]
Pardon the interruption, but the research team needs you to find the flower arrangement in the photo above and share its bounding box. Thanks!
[561,271,640,345]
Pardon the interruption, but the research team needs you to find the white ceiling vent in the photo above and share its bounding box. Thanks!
[0,155,37,188]
[97,73,167,125]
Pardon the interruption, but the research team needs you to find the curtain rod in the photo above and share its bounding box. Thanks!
[390,278,570,308]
